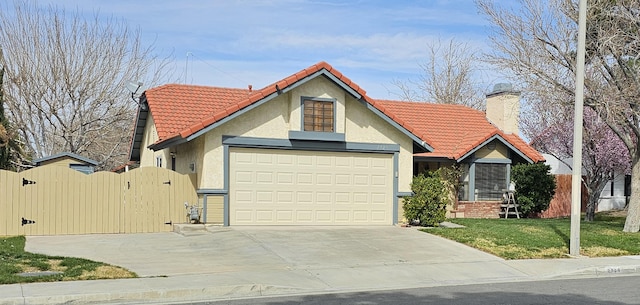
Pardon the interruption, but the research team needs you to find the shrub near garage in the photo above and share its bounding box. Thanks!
[403,171,448,226]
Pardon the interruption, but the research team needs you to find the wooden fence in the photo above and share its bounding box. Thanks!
[537,174,587,218]
[1,166,198,236]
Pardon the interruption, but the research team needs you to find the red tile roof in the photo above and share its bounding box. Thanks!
[374,100,544,162]
[139,61,543,163]
[144,85,252,141]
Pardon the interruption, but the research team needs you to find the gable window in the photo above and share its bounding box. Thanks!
[303,97,334,132]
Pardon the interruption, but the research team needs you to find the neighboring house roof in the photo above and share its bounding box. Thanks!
[128,61,543,163]
[33,152,99,166]
[376,100,545,163]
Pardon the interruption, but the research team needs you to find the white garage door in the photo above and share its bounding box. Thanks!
[229,147,393,225]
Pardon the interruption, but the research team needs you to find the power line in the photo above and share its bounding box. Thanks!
[184,52,249,86]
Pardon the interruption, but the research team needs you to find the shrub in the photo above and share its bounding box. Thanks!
[403,171,447,226]
[511,163,556,217]
[438,164,464,207]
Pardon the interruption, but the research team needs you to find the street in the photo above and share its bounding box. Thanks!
[184,275,640,305]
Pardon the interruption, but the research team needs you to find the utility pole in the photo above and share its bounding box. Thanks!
[570,0,587,257]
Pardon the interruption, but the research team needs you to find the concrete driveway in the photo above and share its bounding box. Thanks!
[12,226,640,305]
[26,226,524,288]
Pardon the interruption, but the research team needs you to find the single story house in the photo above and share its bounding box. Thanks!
[33,152,99,174]
[128,62,544,226]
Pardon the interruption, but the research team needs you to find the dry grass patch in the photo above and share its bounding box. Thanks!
[75,265,136,281]
[528,247,569,259]
[518,226,545,234]
[1,236,137,284]
[583,246,630,257]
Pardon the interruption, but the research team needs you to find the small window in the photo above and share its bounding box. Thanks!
[303,98,334,132]
[156,156,163,168]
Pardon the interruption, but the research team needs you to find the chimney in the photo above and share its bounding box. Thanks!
[486,83,520,135]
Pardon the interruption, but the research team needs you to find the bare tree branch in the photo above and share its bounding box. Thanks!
[0,0,174,170]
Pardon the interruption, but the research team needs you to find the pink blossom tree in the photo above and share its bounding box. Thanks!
[527,102,630,221]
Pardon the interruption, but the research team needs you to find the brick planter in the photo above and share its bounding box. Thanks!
[450,201,503,218]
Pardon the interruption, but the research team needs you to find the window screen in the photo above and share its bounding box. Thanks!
[475,163,507,200]
[303,99,334,132]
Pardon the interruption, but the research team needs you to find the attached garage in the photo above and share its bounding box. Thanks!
[229,147,394,225]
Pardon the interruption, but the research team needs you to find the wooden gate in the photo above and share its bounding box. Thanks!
[0,166,197,236]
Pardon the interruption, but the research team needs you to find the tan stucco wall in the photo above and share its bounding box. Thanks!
[289,77,346,133]
[344,95,414,193]
[200,94,290,189]
[474,141,509,159]
[139,114,160,168]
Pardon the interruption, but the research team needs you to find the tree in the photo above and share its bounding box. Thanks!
[0,1,172,170]
[528,102,630,221]
[511,163,557,217]
[478,0,640,232]
[0,65,27,171]
[392,38,486,109]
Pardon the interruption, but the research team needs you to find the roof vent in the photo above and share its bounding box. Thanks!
[248,85,252,92]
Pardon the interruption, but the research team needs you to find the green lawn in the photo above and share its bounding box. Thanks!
[0,236,136,284]
[425,213,640,259]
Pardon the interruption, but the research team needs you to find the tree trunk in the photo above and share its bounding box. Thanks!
[623,156,640,232]
[584,195,597,222]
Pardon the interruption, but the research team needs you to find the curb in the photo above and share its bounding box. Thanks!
[549,265,640,279]
[15,284,313,305]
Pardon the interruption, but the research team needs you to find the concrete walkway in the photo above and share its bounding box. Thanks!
[1,226,639,305]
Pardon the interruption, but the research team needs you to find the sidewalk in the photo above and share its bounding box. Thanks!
[1,226,639,305]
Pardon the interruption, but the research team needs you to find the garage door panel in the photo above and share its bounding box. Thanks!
[234,210,253,222]
[235,171,253,184]
[230,148,393,225]
[316,192,332,203]
[296,191,313,203]
[335,192,350,203]
[371,175,387,186]
[256,210,274,222]
[256,154,274,165]
[316,173,332,185]
[353,174,369,185]
[256,191,273,203]
[277,191,294,203]
[277,172,294,184]
[371,193,387,204]
[353,192,369,204]
[256,172,274,184]
[335,174,350,185]
[296,210,313,222]
[297,155,313,166]
[297,173,313,184]
[317,156,333,167]
[316,210,332,222]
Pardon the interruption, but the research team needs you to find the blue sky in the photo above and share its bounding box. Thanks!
[35,0,505,99]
